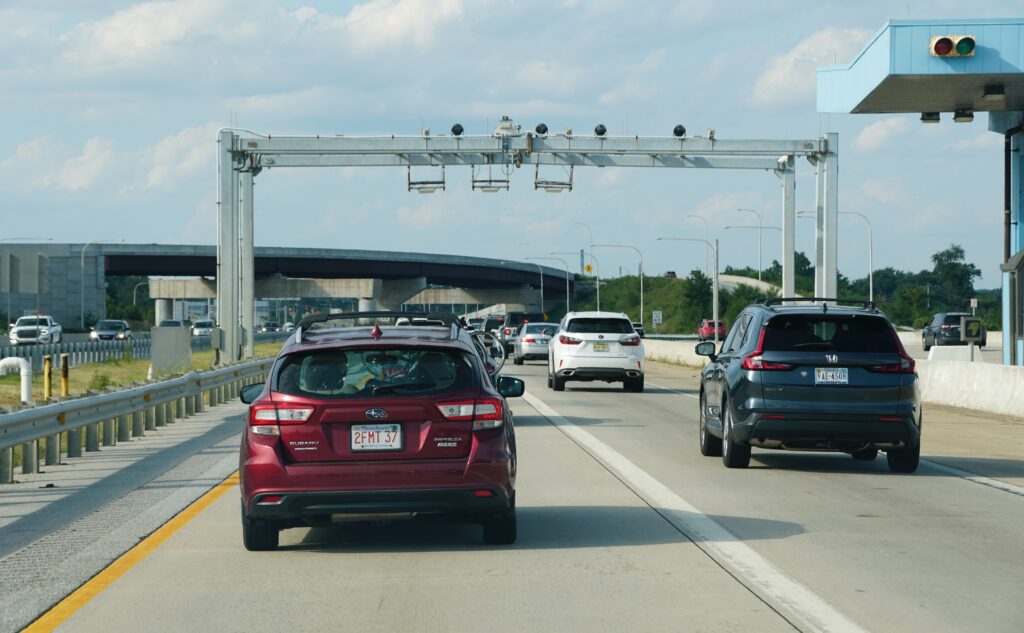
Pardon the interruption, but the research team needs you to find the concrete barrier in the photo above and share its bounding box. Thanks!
[897,330,1003,349]
[644,338,1024,419]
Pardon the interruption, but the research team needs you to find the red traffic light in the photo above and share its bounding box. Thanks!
[933,37,953,56]
[931,34,975,57]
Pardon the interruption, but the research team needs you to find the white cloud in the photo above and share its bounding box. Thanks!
[752,27,870,107]
[853,117,910,152]
[947,132,1003,151]
[598,48,666,106]
[144,123,220,189]
[38,137,116,191]
[860,177,909,207]
[294,0,465,54]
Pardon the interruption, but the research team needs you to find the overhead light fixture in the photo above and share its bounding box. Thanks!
[451,123,464,136]
[920,112,940,124]
[535,123,548,135]
[407,165,445,193]
[983,85,1006,102]
[953,109,974,123]
[480,187,500,193]
[673,124,686,138]
[594,123,607,137]
[417,187,436,194]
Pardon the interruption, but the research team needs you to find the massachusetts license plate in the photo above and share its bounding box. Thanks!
[351,424,402,451]
[814,368,849,385]
[593,342,609,352]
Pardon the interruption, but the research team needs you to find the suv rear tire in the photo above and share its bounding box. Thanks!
[552,375,566,391]
[886,443,920,473]
[514,355,523,365]
[699,393,722,457]
[623,376,644,393]
[241,504,279,551]
[721,403,751,468]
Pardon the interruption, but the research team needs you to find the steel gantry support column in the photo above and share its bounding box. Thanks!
[217,129,241,363]
[240,169,255,359]
[776,156,796,297]
[814,157,826,296]
[823,133,840,299]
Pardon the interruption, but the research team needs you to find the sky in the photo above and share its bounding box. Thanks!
[1,0,1022,287]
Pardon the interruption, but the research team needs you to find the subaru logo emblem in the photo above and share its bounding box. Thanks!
[826,353,838,364]
[365,408,388,420]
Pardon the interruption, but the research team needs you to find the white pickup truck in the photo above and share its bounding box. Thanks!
[8,315,63,346]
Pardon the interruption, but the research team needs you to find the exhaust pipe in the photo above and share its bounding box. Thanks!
[561,369,575,376]
[626,371,641,377]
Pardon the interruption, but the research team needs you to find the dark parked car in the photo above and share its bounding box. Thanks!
[238,311,523,551]
[922,312,986,350]
[90,319,132,341]
[695,298,921,473]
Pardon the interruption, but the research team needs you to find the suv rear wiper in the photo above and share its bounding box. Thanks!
[370,381,436,395]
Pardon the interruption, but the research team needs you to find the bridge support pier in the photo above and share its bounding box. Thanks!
[155,299,173,325]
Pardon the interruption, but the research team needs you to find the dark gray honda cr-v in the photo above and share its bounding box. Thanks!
[695,298,921,473]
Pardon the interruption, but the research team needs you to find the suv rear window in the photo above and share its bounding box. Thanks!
[566,318,634,334]
[763,315,896,353]
[523,323,557,335]
[942,314,967,325]
[274,348,476,398]
[482,318,504,331]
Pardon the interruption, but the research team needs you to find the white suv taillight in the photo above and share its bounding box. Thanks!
[559,334,582,345]
[436,397,504,430]
[249,403,313,436]
[620,335,641,347]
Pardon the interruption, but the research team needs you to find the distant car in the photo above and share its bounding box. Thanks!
[260,321,281,333]
[481,315,506,337]
[467,317,484,330]
[237,311,523,551]
[499,312,543,353]
[664,271,678,279]
[548,311,645,392]
[513,322,558,365]
[632,322,646,338]
[192,319,214,336]
[282,322,296,332]
[695,298,921,472]
[90,319,132,341]
[922,312,987,350]
[697,319,727,341]
[158,319,184,328]
[8,315,62,345]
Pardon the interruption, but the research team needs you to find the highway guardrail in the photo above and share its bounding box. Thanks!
[0,358,274,483]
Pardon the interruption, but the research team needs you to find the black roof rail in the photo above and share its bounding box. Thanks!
[295,311,463,343]
[756,297,876,310]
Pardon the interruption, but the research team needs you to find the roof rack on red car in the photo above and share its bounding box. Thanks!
[294,311,463,343]
[755,297,877,312]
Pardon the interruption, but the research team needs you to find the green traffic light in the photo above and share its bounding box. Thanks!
[956,37,975,56]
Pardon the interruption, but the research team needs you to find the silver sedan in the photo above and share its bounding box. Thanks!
[513,322,558,365]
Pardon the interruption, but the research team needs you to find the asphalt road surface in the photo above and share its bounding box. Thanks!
[33,362,1024,633]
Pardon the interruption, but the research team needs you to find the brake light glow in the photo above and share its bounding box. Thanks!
[868,329,916,374]
[257,495,284,504]
[474,490,495,497]
[504,328,512,335]
[940,324,952,330]
[559,334,581,345]
[436,397,504,430]
[741,328,795,371]
[522,337,537,343]
[879,417,903,422]
[620,335,641,346]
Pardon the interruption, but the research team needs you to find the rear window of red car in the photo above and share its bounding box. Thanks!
[274,348,476,399]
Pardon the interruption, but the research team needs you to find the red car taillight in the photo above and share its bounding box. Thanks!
[940,324,952,330]
[559,334,581,345]
[620,335,641,346]
[868,329,916,374]
[741,328,795,371]
[504,328,512,335]
[436,397,504,430]
[249,403,314,436]
[522,337,537,343]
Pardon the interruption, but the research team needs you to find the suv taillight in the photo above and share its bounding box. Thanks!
[620,335,641,346]
[559,334,581,345]
[869,329,916,374]
[741,328,795,371]
[249,403,314,436]
[436,397,504,430]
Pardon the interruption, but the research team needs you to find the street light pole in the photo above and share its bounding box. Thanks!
[687,214,710,276]
[593,243,644,327]
[841,211,873,303]
[528,257,571,315]
[737,209,764,282]
[132,282,149,306]
[80,240,122,329]
[658,237,720,346]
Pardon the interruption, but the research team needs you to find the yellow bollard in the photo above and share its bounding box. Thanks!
[43,356,52,400]
[61,353,70,397]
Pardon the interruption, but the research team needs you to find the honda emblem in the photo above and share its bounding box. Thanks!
[825,353,838,364]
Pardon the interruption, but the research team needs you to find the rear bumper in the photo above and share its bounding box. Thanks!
[556,366,643,381]
[518,344,549,359]
[247,487,511,520]
[733,411,920,450]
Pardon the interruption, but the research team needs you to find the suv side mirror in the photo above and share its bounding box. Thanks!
[239,383,263,404]
[497,376,525,398]
[695,341,717,359]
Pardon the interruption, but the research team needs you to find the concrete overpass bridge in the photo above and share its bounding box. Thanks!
[0,243,573,327]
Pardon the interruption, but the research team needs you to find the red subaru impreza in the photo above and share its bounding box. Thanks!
[238,313,522,551]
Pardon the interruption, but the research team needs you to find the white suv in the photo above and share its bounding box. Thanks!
[548,311,645,392]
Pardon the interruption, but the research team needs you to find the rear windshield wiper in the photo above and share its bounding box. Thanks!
[790,342,833,349]
[370,381,437,395]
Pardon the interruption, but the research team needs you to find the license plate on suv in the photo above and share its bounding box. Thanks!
[593,342,609,352]
[351,424,403,451]
[814,368,849,385]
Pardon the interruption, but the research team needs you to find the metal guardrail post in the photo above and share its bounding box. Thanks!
[185,393,195,417]
[68,427,82,458]
[131,410,144,438]
[43,355,52,400]
[117,414,130,442]
[86,423,99,452]
[194,390,204,414]
[0,448,12,483]
[181,395,192,417]
[164,401,174,424]
[102,419,115,446]
[21,441,37,474]
[45,433,60,465]
[145,406,155,431]
[155,402,166,427]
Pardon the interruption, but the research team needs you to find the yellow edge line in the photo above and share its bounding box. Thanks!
[24,471,240,633]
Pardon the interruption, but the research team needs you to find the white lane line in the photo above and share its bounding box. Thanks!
[647,381,699,399]
[921,459,1024,498]
[523,391,868,633]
